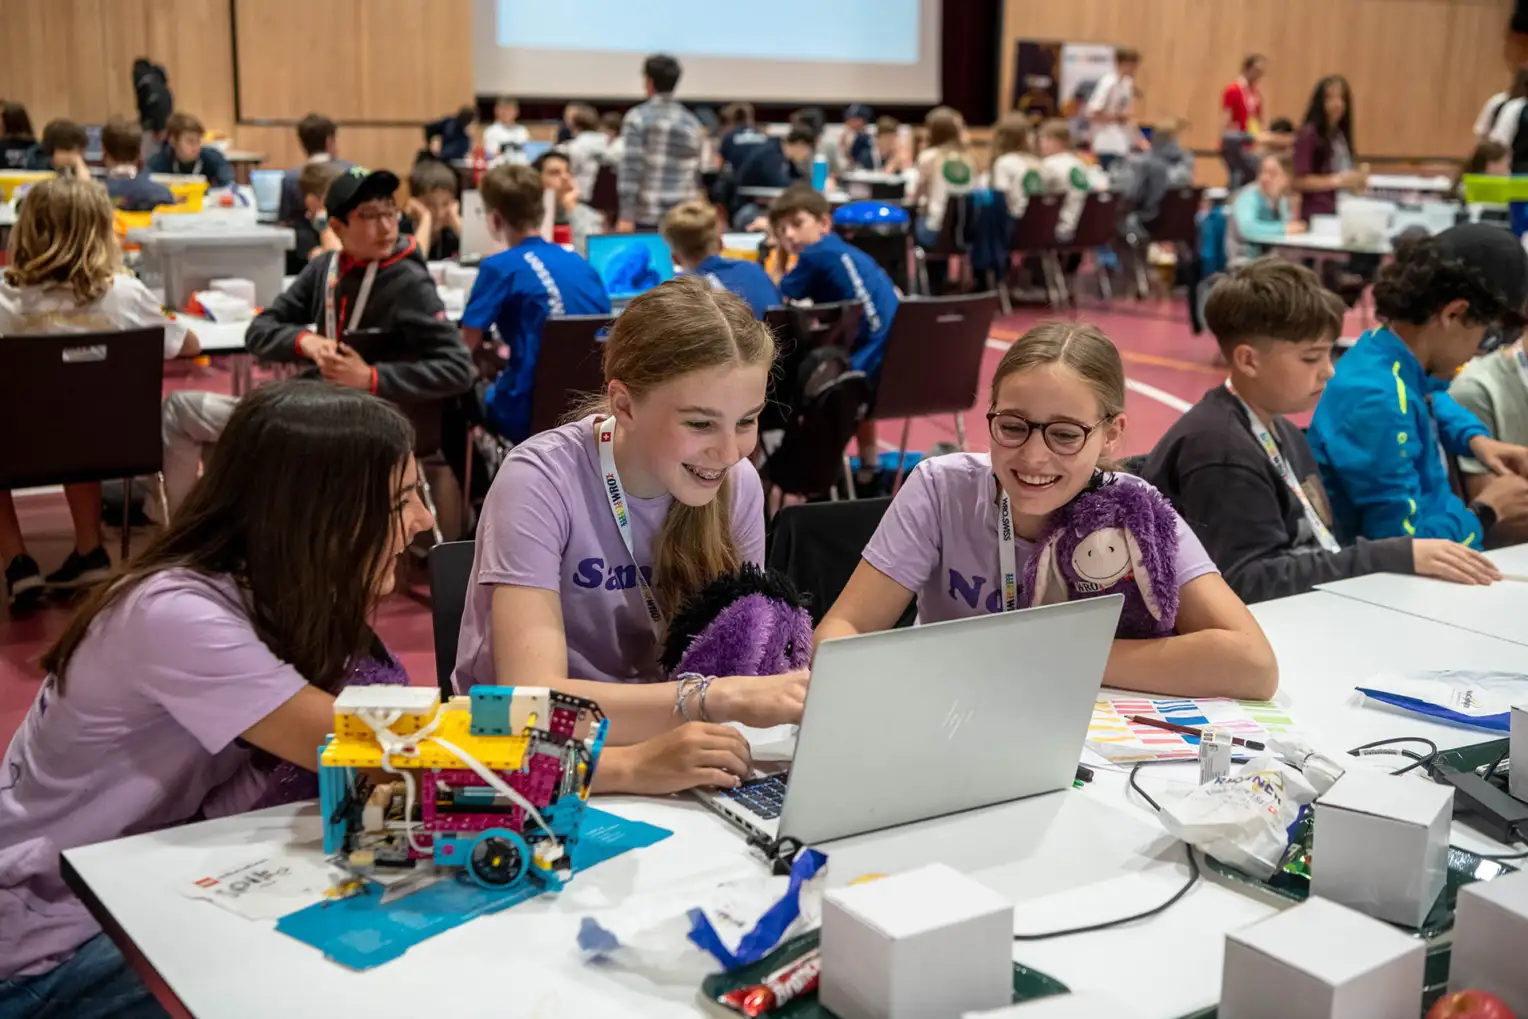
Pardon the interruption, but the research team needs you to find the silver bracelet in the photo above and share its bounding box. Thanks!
[697,675,715,722]
[674,673,704,721]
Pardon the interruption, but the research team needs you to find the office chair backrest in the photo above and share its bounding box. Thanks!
[528,314,612,437]
[0,327,166,488]
[1008,194,1064,252]
[871,293,999,420]
[1149,186,1203,245]
[590,164,620,224]
[427,539,476,697]
[1061,191,1122,249]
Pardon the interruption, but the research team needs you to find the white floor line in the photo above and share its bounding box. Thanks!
[1125,378,1193,413]
[12,486,62,499]
[986,337,1011,352]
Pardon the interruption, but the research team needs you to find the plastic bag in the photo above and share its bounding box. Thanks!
[1157,756,1319,879]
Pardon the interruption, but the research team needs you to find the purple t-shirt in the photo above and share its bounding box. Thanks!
[0,570,308,978]
[862,454,1219,623]
[452,415,766,689]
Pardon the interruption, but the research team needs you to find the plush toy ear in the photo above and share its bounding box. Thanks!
[1029,533,1070,606]
[1123,528,1163,621]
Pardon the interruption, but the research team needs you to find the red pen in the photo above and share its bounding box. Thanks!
[1126,714,1266,751]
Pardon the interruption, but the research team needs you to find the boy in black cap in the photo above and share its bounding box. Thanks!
[840,103,876,170]
[159,167,473,517]
[1308,224,1528,548]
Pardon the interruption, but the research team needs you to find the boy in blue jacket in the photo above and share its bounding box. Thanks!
[770,184,900,471]
[146,111,234,187]
[1308,226,1528,547]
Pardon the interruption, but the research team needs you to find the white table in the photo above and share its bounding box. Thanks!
[1266,232,1391,260]
[1317,558,1528,648]
[59,590,1527,1018]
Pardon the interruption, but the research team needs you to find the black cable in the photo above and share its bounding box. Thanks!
[1347,736,1440,776]
[1128,761,1162,812]
[1013,841,1200,941]
[1483,745,1510,783]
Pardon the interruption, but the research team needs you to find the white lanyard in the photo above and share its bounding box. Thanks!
[997,489,1020,612]
[1226,381,1341,553]
[323,253,378,341]
[595,417,665,637]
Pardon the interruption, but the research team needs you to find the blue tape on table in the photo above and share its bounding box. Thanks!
[687,847,827,970]
[275,808,672,970]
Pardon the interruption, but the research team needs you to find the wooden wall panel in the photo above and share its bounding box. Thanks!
[232,0,472,122]
[0,0,234,132]
[999,0,1516,161]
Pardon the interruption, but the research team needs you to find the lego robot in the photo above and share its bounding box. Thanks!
[318,685,608,897]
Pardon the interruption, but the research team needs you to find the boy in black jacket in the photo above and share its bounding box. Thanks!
[158,167,473,517]
[1144,257,1499,603]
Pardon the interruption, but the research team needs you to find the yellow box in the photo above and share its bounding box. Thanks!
[0,171,55,201]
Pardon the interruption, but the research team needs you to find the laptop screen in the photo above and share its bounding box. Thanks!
[585,233,675,300]
[522,140,553,165]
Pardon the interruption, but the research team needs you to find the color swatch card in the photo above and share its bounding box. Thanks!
[1086,692,1299,762]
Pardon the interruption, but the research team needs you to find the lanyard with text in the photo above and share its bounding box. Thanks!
[1225,381,1341,553]
[595,416,665,637]
[997,489,1020,611]
[323,253,378,341]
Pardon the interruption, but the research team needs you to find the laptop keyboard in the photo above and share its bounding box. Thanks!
[722,774,788,820]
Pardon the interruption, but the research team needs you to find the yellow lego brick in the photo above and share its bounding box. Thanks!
[320,701,532,773]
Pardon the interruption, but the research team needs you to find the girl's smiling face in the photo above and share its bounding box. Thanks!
[989,363,1125,528]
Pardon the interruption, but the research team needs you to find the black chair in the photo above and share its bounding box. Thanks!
[1051,191,1124,304]
[427,539,476,698]
[527,314,613,437]
[866,293,1000,490]
[766,498,914,627]
[1006,195,1065,307]
[0,328,166,561]
[1126,186,1202,299]
[760,357,873,501]
[590,164,620,226]
[914,192,976,294]
[761,301,864,430]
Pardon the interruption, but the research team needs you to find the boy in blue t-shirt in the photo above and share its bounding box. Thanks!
[461,163,611,444]
[769,183,900,469]
[100,118,175,212]
[661,200,779,318]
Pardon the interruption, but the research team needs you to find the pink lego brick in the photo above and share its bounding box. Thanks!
[549,707,576,737]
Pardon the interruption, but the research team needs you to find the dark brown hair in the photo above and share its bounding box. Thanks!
[767,183,831,227]
[409,159,458,199]
[479,162,545,231]
[2,101,34,141]
[571,276,775,618]
[165,111,205,140]
[41,119,86,155]
[101,117,143,164]
[42,381,416,695]
[570,103,599,133]
[1204,257,1345,352]
[1038,118,1073,147]
[924,106,965,149]
[296,113,337,156]
[721,102,755,129]
[875,115,900,136]
[600,111,623,134]
[1116,46,1141,64]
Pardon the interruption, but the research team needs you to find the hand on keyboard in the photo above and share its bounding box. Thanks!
[607,722,754,795]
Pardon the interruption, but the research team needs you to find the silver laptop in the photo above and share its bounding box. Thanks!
[695,597,1122,849]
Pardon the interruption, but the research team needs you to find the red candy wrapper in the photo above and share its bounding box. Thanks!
[718,949,822,1016]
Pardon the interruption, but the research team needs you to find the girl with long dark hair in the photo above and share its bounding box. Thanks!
[0,381,434,1017]
[1292,75,1366,219]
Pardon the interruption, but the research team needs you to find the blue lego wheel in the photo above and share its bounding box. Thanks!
[465,828,530,889]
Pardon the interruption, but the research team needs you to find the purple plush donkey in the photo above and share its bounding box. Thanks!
[660,564,815,678]
[1022,478,1180,638]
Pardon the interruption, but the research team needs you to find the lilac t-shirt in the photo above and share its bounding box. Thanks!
[452,415,766,689]
[862,454,1218,623]
[0,570,307,979]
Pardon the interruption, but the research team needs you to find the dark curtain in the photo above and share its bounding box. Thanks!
[940,0,1001,126]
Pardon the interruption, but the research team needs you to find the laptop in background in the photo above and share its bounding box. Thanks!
[585,232,675,303]
[694,597,1123,850]
[522,140,552,165]
[459,190,506,262]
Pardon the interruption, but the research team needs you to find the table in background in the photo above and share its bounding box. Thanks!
[1265,232,1391,263]
[222,151,266,187]
[186,319,253,395]
[1317,555,1528,648]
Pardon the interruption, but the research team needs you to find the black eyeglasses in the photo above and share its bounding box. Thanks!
[986,411,1110,455]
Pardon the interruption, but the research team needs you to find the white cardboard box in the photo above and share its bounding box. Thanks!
[1311,768,1453,926]
[821,862,1013,1019]
[1448,870,1528,1014]
[1220,896,1425,1019]
[964,992,1147,1017]
[1511,703,1526,801]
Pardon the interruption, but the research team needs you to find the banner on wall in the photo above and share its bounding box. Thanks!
[1011,40,1061,124]
[1059,43,1117,118]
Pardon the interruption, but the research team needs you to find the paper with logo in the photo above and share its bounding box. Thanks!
[1086,689,1300,763]
[275,807,671,970]
[180,854,336,920]
[1355,670,1528,732]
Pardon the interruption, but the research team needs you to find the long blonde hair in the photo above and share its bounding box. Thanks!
[990,322,1125,467]
[576,274,776,618]
[990,113,1035,161]
[4,176,121,304]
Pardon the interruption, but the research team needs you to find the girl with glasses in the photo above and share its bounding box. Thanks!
[816,322,1277,700]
